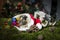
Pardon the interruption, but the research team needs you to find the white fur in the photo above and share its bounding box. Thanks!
[34,11,46,22]
[13,13,34,31]
[34,11,49,27]
[36,23,42,30]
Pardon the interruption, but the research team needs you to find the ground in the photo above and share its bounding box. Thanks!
[0,18,60,40]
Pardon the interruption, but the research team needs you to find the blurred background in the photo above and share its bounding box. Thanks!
[0,0,60,20]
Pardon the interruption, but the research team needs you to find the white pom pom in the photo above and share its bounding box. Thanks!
[36,23,42,30]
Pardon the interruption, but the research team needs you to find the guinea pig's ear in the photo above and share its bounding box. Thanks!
[23,15,27,19]
[25,16,27,18]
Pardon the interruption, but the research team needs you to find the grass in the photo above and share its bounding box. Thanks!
[0,18,60,40]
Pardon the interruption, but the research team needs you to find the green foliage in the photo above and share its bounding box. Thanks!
[0,18,60,40]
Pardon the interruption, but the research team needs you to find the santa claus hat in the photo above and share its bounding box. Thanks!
[12,13,34,31]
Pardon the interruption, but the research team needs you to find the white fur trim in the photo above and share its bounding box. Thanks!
[42,20,48,27]
[13,13,34,31]
[36,23,42,30]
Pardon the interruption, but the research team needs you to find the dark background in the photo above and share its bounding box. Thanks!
[0,0,60,20]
